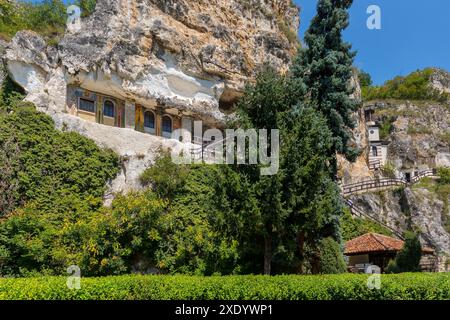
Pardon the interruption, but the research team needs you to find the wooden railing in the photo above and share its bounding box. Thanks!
[342,178,406,197]
[369,159,381,171]
[190,136,234,162]
[411,169,437,184]
[341,169,439,197]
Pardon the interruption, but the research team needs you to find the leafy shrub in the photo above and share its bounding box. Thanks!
[438,167,450,184]
[140,150,189,199]
[379,118,394,140]
[341,208,393,241]
[0,99,119,215]
[0,81,125,277]
[386,232,422,274]
[357,69,372,88]
[381,161,396,179]
[77,0,97,17]
[1,274,450,300]
[316,238,347,274]
[0,190,167,277]
[386,260,399,274]
[0,0,67,43]
[362,68,449,102]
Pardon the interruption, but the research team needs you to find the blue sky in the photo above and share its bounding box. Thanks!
[296,0,450,85]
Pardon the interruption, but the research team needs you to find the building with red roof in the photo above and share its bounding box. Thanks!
[344,233,436,273]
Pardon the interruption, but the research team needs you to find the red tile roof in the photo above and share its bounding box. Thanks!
[344,233,434,255]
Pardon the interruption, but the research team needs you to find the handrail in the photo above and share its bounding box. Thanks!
[343,198,404,240]
[342,179,406,197]
[411,169,437,184]
[343,178,405,189]
[341,169,439,197]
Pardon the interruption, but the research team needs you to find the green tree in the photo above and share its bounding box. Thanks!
[280,106,343,273]
[315,237,347,274]
[233,68,296,275]
[292,0,359,172]
[234,67,345,274]
[340,208,393,241]
[386,232,422,273]
[358,69,373,88]
[147,162,258,275]
[0,190,167,277]
[0,101,119,216]
[395,232,422,272]
[77,0,97,17]
[438,167,450,184]
[140,149,190,200]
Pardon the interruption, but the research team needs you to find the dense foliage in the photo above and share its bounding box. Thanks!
[0,0,96,43]
[438,167,450,184]
[386,232,422,274]
[232,67,344,275]
[0,78,122,277]
[0,0,362,278]
[0,91,119,216]
[143,156,258,275]
[340,209,393,241]
[357,69,373,88]
[0,0,67,43]
[362,68,449,102]
[78,0,97,17]
[2,274,450,300]
[314,237,347,274]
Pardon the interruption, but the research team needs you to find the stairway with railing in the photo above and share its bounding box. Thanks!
[341,169,440,239]
[341,169,438,197]
[190,136,234,162]
[343,198,404,240]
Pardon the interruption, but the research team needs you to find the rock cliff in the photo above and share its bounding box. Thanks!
[1,0,300,194]
[346,69,450,267]
[5,0,299,125]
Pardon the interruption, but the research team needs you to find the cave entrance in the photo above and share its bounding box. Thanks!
[404,172,411,183]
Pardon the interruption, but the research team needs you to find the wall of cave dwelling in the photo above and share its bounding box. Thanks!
[66,85,216,144]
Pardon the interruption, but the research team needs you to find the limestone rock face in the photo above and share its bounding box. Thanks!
[405,188,450,256]
[430,68,450,94]
[5,1,299,125]
[2,0,299,196]
[367,100,450,172]
[350,187,450,261]
[345,69,450,265]
[338,71,373,184]
[59,0,300,124]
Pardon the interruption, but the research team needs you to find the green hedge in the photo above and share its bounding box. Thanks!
[1,274,450,300]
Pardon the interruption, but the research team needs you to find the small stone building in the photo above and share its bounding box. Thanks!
[345,233,436,273]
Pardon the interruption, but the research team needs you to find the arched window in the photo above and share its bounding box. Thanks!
[162,115,173,138]
[144,111,155,134]
[103,100,115,118]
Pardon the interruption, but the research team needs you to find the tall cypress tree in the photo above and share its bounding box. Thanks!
[292,0,359,174]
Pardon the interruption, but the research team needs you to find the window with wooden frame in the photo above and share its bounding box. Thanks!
[162,115,173,138]
[144,110,156,134]
[78,98,95,113]
[103,100,115,118]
